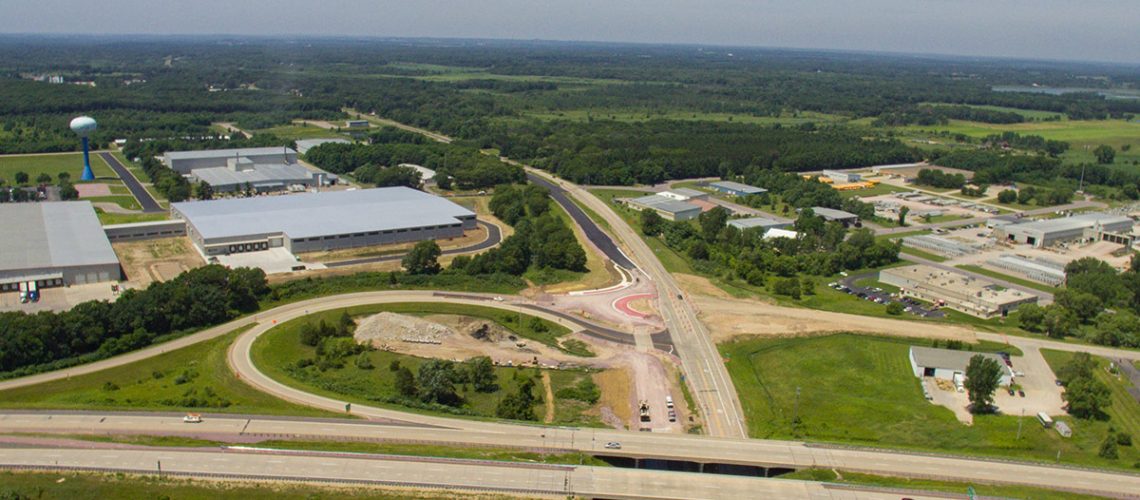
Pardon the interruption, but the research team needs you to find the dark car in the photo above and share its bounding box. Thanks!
[1018,390,1026,397]
[1007,388,1015,396]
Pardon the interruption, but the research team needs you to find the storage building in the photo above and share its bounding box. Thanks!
[627,195,701,221]
[822,170,862,183]
[189,160,321,193]
[0,201,121,290]
[809,207,860,226]
[171,187,477,256]
[708,181,767,197]
[728,217,790,232]
[163,147,298,174]
[909,346,1012,386]
[994,213,1134,248]
[657,188,708,202]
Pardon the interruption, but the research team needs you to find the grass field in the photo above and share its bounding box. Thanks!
[0,152,117,184]
[255,124,349,140]
[898,245,949,263]
[251,305,602,425]
[957,264,1061,294]
[779,469,1102,500]
[920,102,1066,121]
[93,208,169,225]
[0,471,518,500]
[721,333,1138,470]
[0,327,339,417]
[894,118,1140,166]
[838,182,909,199]
[527,109,847,126]
[83,194,142,210]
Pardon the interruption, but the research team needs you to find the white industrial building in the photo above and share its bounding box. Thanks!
[398,163,437,182]
[728,217,790,232]
[657,188,708,202]
[822,170,862,183]
[163,147,298,174]
[189,160,324,193]
[987,254,1066,286]
[994,213,1134,248]
[0,201,121,291]
[171,187,477,256]
[909,346,1013,386]
[881,265,1037,318]
[708,180,767,197]
[295,138,351,154]
[626,195,701,221]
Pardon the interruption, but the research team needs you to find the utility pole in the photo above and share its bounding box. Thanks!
[1078,163,1087,194]
[792,386,801,435]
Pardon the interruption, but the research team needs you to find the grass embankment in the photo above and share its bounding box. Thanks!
[252,305,602,426]
[957,264,1061,294]
[0,471,519,500]
[721,333,1137,470]
[1041,349,1140,463]
[0,327,339,417]
[94,208,170,225]
[780,469,1104,500]
[0,152,116,182]
[83,195,142,210]
[588,188,694,274]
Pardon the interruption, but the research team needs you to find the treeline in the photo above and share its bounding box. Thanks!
[304,136,523,190]
[451,184,587,275]
[493,120,920,185]
[1017,257,1140,347]
[982,132,1069,156]
[738,170,876,220]
[873,105,1027,126]
[915,168,967,189]
[0,265,268,377]
[930,150,1133,202]
[640,206,899,297]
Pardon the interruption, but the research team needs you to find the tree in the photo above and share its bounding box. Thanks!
[196,180,213,201]
[394,366,417,398]
[58,181,78,200]
[965,354,1003,413]
[886,301,904,315]
[1056,352,1096,384]
[495,377,538,420]
[14,171,28,185]
[640,208,665,236]
[57,172,71,182]
[1065,375,1112,419]
[402,240,442,275]
[698,206,729,241]
[1099,433,1119,459]
[1043,306,1078,339]
[467,356,498,392]
[897,205,909,226]
[1017,303,1045,332]
[417,359,459,405]
[35,173,51,184]
[1094,145,1116,165]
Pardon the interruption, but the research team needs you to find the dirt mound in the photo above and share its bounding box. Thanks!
[354,312,454,346]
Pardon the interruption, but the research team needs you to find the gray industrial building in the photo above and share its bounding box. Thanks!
[708,180,767,197]
[189,160,322,193]
[909,346,1013,386]
[626,194,702,221]
[821,170,862,183]
[163,147,298,174]
[728,216,790,232]
[995,213,1134,248]
[0,201,121,291]
[809,207,860,226]
[171,187,477,256]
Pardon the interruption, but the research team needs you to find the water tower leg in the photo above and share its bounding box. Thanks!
[80,136,95,181]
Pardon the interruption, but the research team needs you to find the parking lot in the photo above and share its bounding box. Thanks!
[837,272,945,318]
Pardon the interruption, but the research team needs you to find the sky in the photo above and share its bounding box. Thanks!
[1,0,1137,64]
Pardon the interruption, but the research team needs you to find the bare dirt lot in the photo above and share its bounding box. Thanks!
[113,237,204,286]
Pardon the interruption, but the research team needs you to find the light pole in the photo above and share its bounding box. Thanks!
[1016,407,1024,440]
[792,386,801,435]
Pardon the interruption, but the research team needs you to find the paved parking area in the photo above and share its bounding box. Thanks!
[0,283,121,313]
[215,247,327,275]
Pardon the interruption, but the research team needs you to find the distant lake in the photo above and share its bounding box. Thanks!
[993,85,1140,100]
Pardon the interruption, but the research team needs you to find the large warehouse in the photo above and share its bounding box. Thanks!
[0,201,121,291]
[880,265,1037,318]
[188,160,322,193]
[171,187,477,256]
[163,147,298,174]
[627,194,701,221]
[994,212,1134,248]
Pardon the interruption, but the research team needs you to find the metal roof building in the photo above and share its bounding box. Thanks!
[0,201,121,290]
[995,213,1134,248]
[171,187,477,256]
[708,181,767,197]
[657,188,708,201]
[189,161,320,193]
[909,346,1012,386]
[627,195,701,221]
[296,138,351,154]
[881,264,1037,318]
[728,217,790,232]
[809,207,860,225]
[163,147,298,174]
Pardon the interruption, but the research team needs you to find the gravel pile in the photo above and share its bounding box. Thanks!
[354,312,454,346]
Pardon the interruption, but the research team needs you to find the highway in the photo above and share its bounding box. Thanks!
[0,445,950,500]
[98,151,164,213]
[527,172,636,270]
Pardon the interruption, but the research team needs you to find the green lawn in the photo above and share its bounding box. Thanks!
[0,471,509,500]
[0,327,339,418]
[894,118,1140,166]
[1041,349,1140,454]
[898,246,949,263]
[721,333,1137,470]
[838,182,909,198]
[0,152,117,184]
[957,265,1061,294]
[94,208,169,225]
[251,305,603,426]
[779,469,1103,500]
[82,194,142,211]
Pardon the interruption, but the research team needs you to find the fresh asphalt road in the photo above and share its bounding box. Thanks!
[527,172,636,270]
[97,151,164,213]
[0,446,945,500]
[324,220,502,268]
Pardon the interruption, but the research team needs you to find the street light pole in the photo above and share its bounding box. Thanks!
[792,386,801,435]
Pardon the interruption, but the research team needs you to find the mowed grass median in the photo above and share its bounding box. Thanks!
[721,333,1138,470]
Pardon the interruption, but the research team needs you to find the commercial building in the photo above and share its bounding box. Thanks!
[987,254,1066,286]
[626,195,701,221]
[657,188,708,202]
[909,346,1013,386]
[172,187,477,256]
[0,201,121,290]
[880,265,1038,318]
[398,163,437,182]
[994,213,1134,248]
[163,147,298,174]
[295,138,351,154]
[822,170,862,184]
[104,220,188,243]
[189,160,323,193]
[763,228,800,240]
[708,181,767,197]
[809,207,860,226]
[346,120,370,128]
[728,216,790,232]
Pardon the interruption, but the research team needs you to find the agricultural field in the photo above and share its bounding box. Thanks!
[893,118,1140,166]
[721,333,1139,470]
[0,152,116,184]
[251,305,603,425]
[528,109,847,126]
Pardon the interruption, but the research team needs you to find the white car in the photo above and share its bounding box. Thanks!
[604,441,621,449]
[183,414,202,423]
